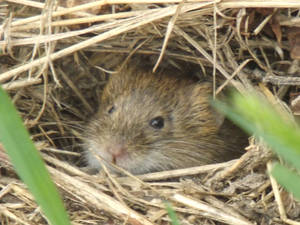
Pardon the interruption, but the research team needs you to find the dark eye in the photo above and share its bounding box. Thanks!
[108,106,115,114]
[149,116,164,129]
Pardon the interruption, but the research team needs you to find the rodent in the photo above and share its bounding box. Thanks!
[84,66,247,175]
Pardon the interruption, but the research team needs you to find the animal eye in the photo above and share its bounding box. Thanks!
[149,116,164,129]
[108,106,115,114]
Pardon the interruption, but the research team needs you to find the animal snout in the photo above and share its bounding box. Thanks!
[107,144,128,164]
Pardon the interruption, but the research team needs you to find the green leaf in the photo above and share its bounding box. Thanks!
[0,86,71,225]
[212,92,300,201]
[271,163,300,200]
[213,94,300,171]
[165,202,181,225]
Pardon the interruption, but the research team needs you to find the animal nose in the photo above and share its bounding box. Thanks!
[107,144,128,163]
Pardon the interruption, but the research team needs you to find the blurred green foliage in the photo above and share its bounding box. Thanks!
[0,87,71,225]
[165,202,181,225]
[213,92,300,200]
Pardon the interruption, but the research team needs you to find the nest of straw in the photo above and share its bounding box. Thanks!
[1,0,300,224]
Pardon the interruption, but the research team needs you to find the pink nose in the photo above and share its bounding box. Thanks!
[107,144,128,163]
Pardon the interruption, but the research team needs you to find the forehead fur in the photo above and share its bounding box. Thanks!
[102,67,207,105]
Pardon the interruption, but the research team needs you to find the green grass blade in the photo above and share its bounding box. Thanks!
[213,94,300,171]
[165,202,181,225]
[0,87,71,225]
[271,163,300,200]
[212,93,300,201]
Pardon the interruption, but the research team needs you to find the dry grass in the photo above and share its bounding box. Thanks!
[1,0,300,224]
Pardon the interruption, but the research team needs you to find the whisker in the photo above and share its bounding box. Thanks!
[41,147,81,156]
[37,121,87,131]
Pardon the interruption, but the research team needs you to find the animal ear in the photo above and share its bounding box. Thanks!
[191,82,225,130]
[213,108,225,129]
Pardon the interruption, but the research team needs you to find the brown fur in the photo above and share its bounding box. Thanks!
[84,66,247,174]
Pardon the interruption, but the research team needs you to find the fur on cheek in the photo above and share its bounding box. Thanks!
[85,140,113,170]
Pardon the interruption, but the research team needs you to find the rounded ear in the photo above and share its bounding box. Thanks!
[213,108,225,129]
[191,82,225,130]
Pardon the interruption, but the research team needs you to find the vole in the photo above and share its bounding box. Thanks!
[84,66,247,174]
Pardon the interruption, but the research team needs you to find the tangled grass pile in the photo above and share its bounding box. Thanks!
[0,0,300,224]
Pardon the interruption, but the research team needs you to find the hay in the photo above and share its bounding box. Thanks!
[1,0,300,224]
